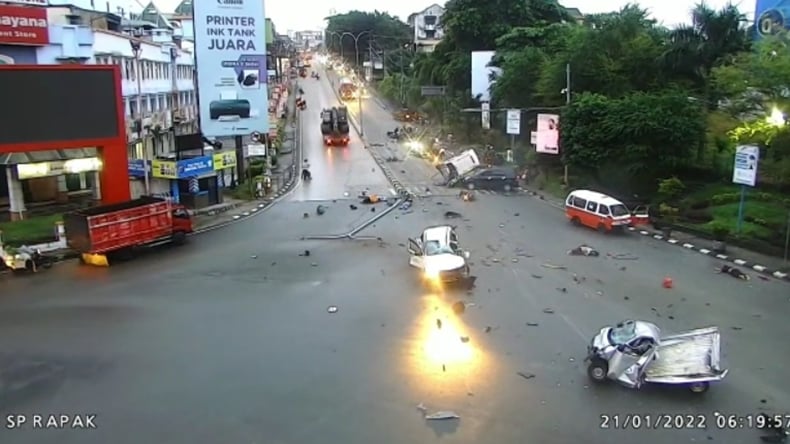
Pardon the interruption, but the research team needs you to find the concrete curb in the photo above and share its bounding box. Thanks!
[327,72,411,198]
[520,190,790,283]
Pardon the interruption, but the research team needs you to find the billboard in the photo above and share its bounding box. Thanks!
[193,0,268,137]
[535,114,559,154]
[471,51,501,102]
[755,0,790,38]
[0,68,120,144]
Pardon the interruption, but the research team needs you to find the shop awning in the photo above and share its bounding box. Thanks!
[0,148,98,165]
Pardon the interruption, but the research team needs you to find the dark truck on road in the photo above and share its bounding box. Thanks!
[320,106,350,146]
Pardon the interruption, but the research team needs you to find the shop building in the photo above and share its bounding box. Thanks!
[0,2,107,218]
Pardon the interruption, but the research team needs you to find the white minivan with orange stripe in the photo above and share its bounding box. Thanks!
[565,189,632,233]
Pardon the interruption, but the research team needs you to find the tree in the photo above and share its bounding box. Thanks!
[325,11,411,65]
[711,34,790,187]
[661,2,750,94]
[561,90,706,190]
[535,5,667,104]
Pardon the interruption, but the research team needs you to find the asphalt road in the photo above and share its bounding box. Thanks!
[0,63,788,444]
[290,71,392,201]
[322,65,443,197]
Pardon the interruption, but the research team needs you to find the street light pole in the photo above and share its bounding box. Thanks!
[130,40,150,195]
[341,30,371,137]
[563,63,571,185]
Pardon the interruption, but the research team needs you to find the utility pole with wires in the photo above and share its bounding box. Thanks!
[561,63,571,185]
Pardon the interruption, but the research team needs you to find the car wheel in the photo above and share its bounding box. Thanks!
[597,223,608,233]
[466,182,475,190]
[587,359,608,383]
[571,217,581,226]
[503,184,512,192]
[688,382,709,394]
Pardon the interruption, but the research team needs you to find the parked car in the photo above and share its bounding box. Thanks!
[459,167,519,191]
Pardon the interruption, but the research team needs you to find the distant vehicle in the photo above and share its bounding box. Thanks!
[436,149,481,186]
[393,108,421,122]
[338,77,356,100]
[64,196,193,266]
[459,167,519,192]
[407,225,471,284]
[320,106,350,146]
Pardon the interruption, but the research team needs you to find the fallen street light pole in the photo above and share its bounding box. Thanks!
[302,196,407,240]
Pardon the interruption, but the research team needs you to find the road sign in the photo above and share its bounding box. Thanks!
[732,145,759,187]
[506,109,520,135]
[481,102,490,129]
[421,86,446,96]
[251,131,261,142]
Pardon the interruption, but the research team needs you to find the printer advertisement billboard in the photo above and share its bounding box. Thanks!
[193,0,269,137]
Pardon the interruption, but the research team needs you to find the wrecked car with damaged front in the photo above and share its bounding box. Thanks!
[407,225,470,283]
[586,320,728,394]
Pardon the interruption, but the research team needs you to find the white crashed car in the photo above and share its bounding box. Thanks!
[407,225,470,283]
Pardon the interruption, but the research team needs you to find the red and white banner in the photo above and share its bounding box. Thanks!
[0,5,49,46]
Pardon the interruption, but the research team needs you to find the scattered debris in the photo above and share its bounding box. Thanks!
[619,266,627,271]
[511,258,519,263]
[349,204,358,210]
[542,308,555,314]
[250,255,257,259]
[299,250,311,257]
[499,223,505,228]
[526,322,539,327]
[425,411,460,420]
[303,212,309,218]
[327,306,338,313]
[758,275,770,281]
[517,372,536,380]
[541,263,566,270]
[452,301,466,314]
[444,211,463,219]
[460,336,470,343]
[557,287,567,293]
[316,205,326,215]
[436,319,443,329]
[568,244,600,256]
[716,264,750,280]
[608,253,639,260]
[311,262,318,267]
[623,296,630,300]
[662,276,673,289]
[484,326,493,333]
[514,213,520,216]
[731,326,743,331]
[531,274,543,279]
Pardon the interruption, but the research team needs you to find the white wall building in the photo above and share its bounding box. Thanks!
[407,4,444,53]
[40,5,197,155]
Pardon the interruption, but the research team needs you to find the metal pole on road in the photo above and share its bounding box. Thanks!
[131,40,150,195]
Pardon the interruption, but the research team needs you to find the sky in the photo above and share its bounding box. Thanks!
[151,0,755,32]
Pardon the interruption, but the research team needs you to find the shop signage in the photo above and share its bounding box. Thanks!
[17,157,101,179]
[0,5,49,46]
[128,159,149,177]
[3,1,48,6]
[152,156,216,179]
[213,151,237,169]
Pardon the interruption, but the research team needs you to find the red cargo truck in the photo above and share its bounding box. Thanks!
[63,196,193,266]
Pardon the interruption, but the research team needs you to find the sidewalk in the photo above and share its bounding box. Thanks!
[192,78,301,231]
[520,186,790,281]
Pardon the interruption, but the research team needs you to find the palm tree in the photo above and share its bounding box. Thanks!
[661,2,750,92]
